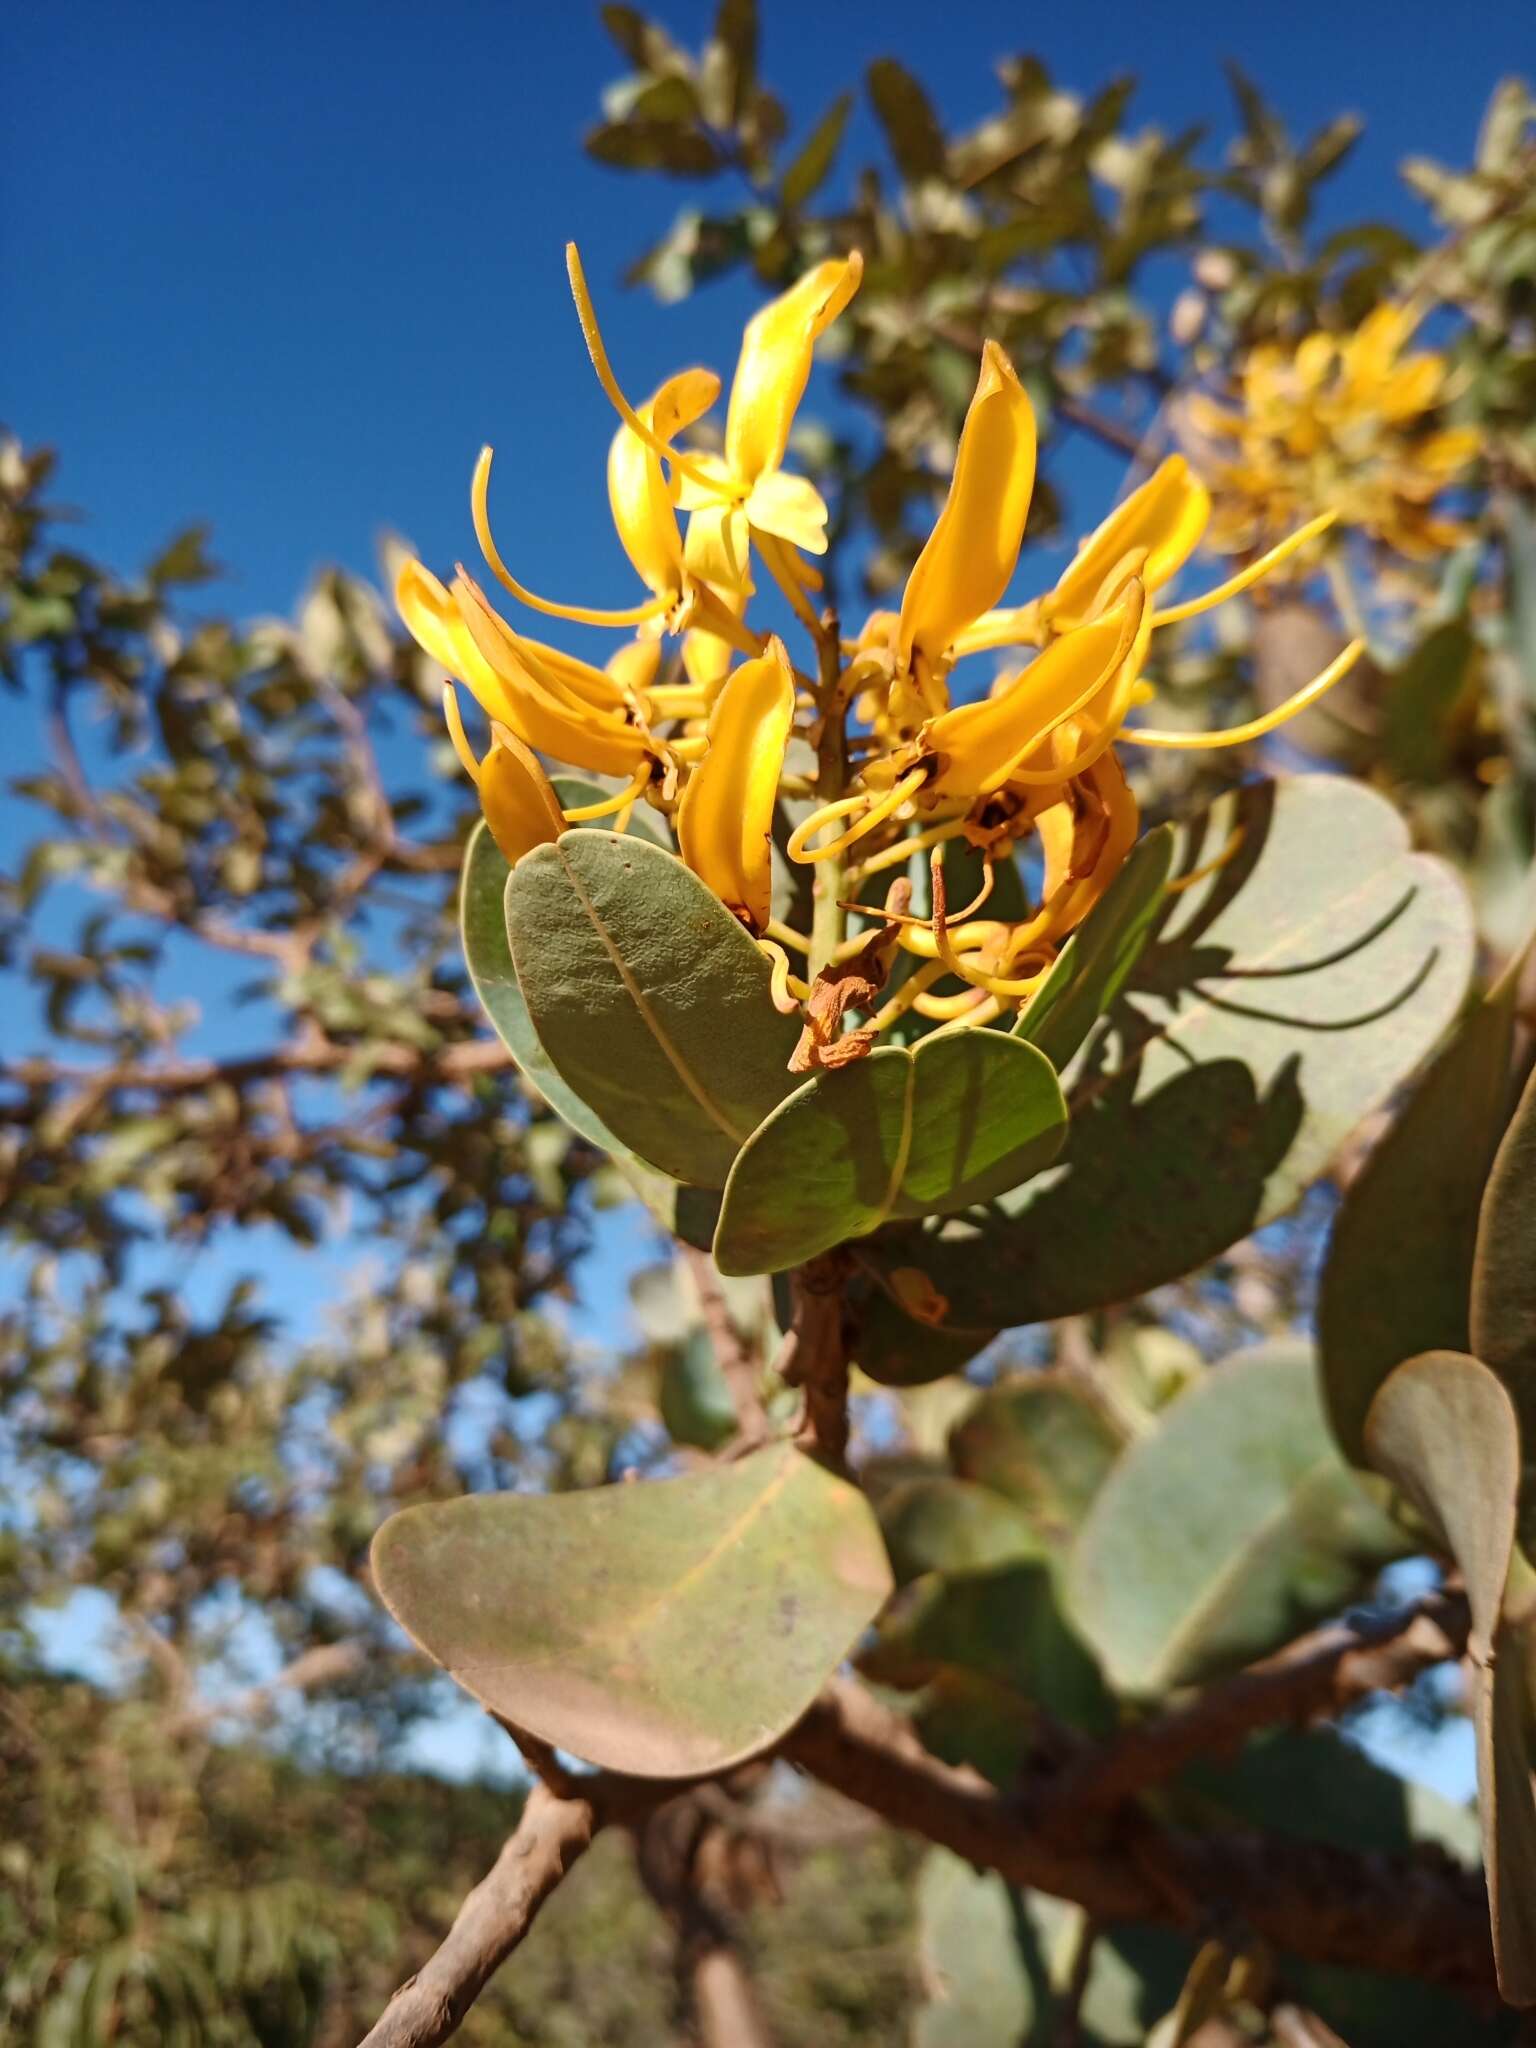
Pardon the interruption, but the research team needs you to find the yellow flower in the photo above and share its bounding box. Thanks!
[676,639,795,933]
[398,248,1370,1062]
[897,341,1037,699]
[606,368,720,624]
[676,255,864,596]
[440,691,567,866]
[1181,301,1480,560]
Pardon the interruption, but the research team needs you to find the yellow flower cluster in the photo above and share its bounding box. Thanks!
[397,247,1358,1049]
[1183,303,1480,561]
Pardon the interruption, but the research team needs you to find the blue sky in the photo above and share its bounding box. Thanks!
[6,0,1525,629]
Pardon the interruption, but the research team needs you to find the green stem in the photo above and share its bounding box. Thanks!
[808,607,848,981]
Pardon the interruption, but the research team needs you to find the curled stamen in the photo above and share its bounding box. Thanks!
[756,939,810,1013]
[1121,638,1364,748]
[849,817,971,881]
[1164,824,1247,894]
[473,448,669,627]
[787,767,929,864]
[1150,511,1337,626]
[868,956,952,1032]
[441,683,482,783]
[560,759,655,821]
[764,918,811,955]
[566,244,734,501]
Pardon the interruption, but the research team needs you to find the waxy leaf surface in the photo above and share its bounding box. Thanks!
[372,1441,891,1777]
[866,777,1474,1337]
[507,830,801,1186]
[948,1372,1125,1549]
[461,820,624,1153]
[1320,966,1523,1462]
[1472,1062,1536,1538]
[1066,1340,1406,1696]
[714,1031,1066,1275]
[1363,1350,1536,2004]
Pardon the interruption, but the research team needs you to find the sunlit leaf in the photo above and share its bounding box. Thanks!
[1364,1350,1536,2004]
[1067,1340,1406,1696]
[714,1031,1066,1274]
[372,1441,891,1777]
[507,830,801,1186]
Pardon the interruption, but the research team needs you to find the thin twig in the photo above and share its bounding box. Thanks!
[681,1243,769,1446]
[356,1785,598,2048]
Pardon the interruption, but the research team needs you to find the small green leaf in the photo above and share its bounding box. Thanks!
[1014,825,1175,1071]
[507,830,800,1186]
[460,822,625,1153]
[878,1477,1042,1585]
[372,1441,891,1777]
[867,777,1474,1334]
[1067,1341,1407,1696]
[1363,1351,1536,2005]
[781,92,854,209]
[1320,967,1524,1462]
[1381,621,1477,783]
[1473,1062,1536,1534]
[948,1372,1125,1547]
[863,1562,1114,1764]
[851,1277,994,1387]
[913,1850,1033,2048]
[867,56,947,184]
[714,1031,1066,1275]
[657,1328,737,1450]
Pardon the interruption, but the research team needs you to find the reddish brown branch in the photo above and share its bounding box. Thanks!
[783,1679,1497,1999]
[1039,1589,1470,1819]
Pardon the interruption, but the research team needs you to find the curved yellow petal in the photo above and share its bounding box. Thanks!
[478,729,569,866]
[684,500,754,596]
[745,469,833,555]
[451,574,651,779]
[607,368,720,603]
[397,559,525,731]
[926,589,1142,799]
[607,638,664,696]
[724,253,863,485]
[518,633,631,713]
[1047,455,1211,628]
[897,341,1037,671]
[676,637,795,930]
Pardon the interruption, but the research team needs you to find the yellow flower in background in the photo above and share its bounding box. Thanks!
[1181,302,1481,561]
[398,245,1364,1056]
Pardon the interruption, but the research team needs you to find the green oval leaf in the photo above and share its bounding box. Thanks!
[1321,966,1525,1463]
[507,830,801,1186]
[371,1441,892,1778]
[878,1477,1043,1585]
[1363,1350,1536,2005]
[850,1276,995,1386]
[1066,1340,1407,1697]
[1013,824,1175,1072]
[714,1031,1067,1275]
[461,821,627,1154]
[1473,1061,1536,1533]
[867,777,1475,1334]
[913,1849,1033,2048]
[948,1372,1125,1548]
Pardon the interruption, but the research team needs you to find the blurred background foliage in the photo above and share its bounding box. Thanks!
[3,2,1535,2039]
